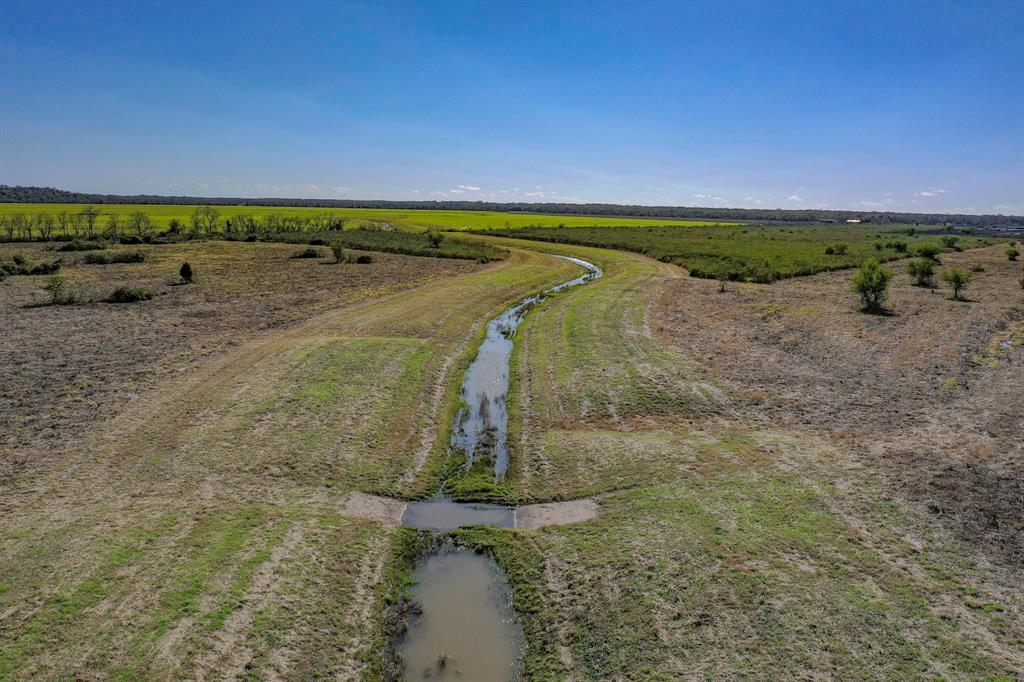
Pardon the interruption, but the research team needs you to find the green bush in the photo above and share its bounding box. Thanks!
[1007,247,1019,261]
[941,267,972,300]
[105,285,155,303]
[906,258,935,287]
[180,261,194,283]
[940,235,960,250]
[825,242,848,255]
[915,244,941,261]
[355,254,374,264]
[1,256,62,276]
[851,259,893,313]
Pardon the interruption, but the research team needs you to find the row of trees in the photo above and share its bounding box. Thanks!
[0,207,357,241]
[1,208,114,240]
[4,185,1023,226]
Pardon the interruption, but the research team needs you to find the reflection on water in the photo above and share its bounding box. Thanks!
[452,256,602,480]
[398,546,524,681]
[402,496,515,531]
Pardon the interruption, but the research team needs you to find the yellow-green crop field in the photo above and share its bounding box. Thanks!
[0,203,735,232]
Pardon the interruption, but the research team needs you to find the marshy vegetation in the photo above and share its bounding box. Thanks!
[490,224,994,282]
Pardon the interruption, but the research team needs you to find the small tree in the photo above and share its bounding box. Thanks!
[105,213,121,240]
[80,207,99,239]
[915,244,941,261]
[43,274,69,304]
[179,261,194,284]
[128,211,153,237]
[1007,247,1020,261]
[906,258,935,287]
[851,259,893,313]
[941,235,959,249]
[330,243,348,264]
[426,231,444,248]
[941,267,971,301]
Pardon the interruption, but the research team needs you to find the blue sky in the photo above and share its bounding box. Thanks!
[2,0,1022,214]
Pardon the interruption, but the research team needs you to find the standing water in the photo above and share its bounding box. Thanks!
[399,546,524,680]
[395,255,602,679]
[451,256,602,479]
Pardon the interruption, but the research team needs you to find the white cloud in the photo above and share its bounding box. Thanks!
[525,191,546,197]
[331,186,349,194]
[786,195,803,202]
[457,184,481,191]
[916,188,947,197]
[448,189,465,195]
[917,191,938,197]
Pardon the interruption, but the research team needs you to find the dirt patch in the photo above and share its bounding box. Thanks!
[654,244,1024,567]
[516,499,599,529]
[343,492,406,526]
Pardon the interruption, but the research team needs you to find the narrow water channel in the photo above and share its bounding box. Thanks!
[395,255,602,680]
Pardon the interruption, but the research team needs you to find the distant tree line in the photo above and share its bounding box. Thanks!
[0,205,352,241]
[1,185,1021,227]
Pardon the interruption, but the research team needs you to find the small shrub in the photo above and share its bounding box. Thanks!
[119,235,144,245]
[940,235,960,250]
[105,285,154,303]
[180,262,193,283]
[851,259,893,313]
[1007,247,1020,261]
[941,267,972,301]
[290,247,322,259]
[884,240,909,253]
[1,256,62,276]
[355,254,374,264]
[906,258,935,287]
[970,265,985,273]
[330,244,349,264]
[915,244,941,261]
[41,275,79,305]
[308,238,328,246]
[57,240,105,252]
[426,231,444,248]
[825,242,848,255]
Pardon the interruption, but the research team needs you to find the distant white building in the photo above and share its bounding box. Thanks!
[846,219,862,224]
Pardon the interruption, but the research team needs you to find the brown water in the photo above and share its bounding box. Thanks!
[402,495,515,531]
[398,546,524,681]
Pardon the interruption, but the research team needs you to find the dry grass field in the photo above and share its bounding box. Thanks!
[1,234,1021,680]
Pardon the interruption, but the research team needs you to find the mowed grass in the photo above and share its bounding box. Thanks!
[0,247,582,678]
[0,202,732,232]
[436,237,1023,679]
[491,224,995,282]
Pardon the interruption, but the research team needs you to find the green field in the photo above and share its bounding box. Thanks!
[0,203,733,233]
[489,224,995,282]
